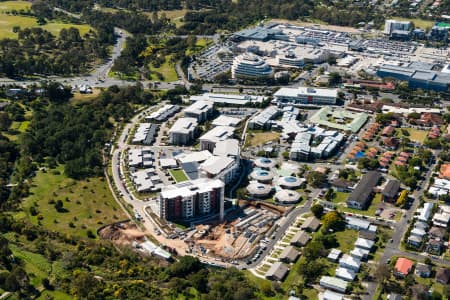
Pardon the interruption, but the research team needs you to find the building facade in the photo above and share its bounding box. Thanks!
[158,178,225,221]
[274,87,338,105]
[231,53,273,79]
[169,117,198,145]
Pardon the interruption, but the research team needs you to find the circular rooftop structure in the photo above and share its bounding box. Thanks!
[275,189,301,204]
[277,176,304,189]
[247,183,272,198]
[250,169,275,183]
[254,157,276,169]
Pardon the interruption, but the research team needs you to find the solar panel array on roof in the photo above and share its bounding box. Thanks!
[181,162,199,180]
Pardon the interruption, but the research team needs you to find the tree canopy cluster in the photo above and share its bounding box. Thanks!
[0,27,107,77]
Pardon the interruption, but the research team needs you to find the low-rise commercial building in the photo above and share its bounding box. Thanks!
[189,93,266,105]
[183,100,214,122]
[274,87,338,105]
[199,126,235,152]
[248,106,280,130]
[199,155,239,185]
[146,104,180,122]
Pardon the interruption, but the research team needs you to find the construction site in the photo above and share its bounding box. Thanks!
[185,202,289,260]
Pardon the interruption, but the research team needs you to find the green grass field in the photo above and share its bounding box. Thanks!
[169,169,189,182]
[0,1,92,39]
[398,128,428,144]
[334,229,358,253]
[149,58,179,82]
[19,165,127,238]
[186,38,212,56]
[0,1,30,12]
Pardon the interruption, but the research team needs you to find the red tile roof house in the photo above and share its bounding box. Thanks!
[381,125,395,137]
[394,258,414,278]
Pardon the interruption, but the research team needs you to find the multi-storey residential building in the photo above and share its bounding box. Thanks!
[158,178,225,221]
[168,117,198,145]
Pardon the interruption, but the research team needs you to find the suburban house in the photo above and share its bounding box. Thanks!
[266,262,289,281]
[414,263,432,278]
[394,258,414,278]
[339,254,361,272]
[436,268,450,284]
[327,248,343,262]
[319,276,348,293]
[290,230,311,247]
[346,171,381,210]
[279,246,300,263]
[300,216,321,232]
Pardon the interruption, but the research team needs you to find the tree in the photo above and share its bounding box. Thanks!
[54,200,64,212]
[0,112,11,130]
[328,72,342,86]
[311,204,324,218]
[324,188,335,202]
[321,211,345,232]
[307,171,327,188]
[374,264,391,293]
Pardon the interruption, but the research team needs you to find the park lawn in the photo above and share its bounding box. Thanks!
[334,229,358,253]
[149,58,178,82]
[341,193,382,217]
[247,132,280,147]
[0,1,31,12]
[169,169,189,182]
[397,128,428,144]
[20,165,126,238]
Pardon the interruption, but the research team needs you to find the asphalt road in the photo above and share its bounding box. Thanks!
[363,150,446,300]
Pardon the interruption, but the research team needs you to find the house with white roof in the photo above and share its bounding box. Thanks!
[355,237,374,251]
[339,254,361,272]
[417,202,434,222]
[335,267,356,282]
[319,276,348,293]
